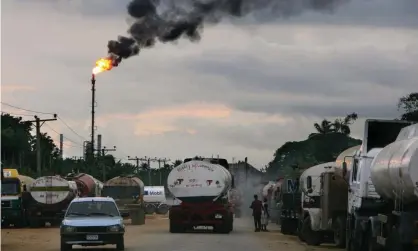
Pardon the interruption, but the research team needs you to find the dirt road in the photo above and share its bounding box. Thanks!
[2,217,342,251]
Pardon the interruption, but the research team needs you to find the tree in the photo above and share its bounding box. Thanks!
[313,119,333,134]
[332,113,358,135]
[312,113,358,137]
[266,133,362,178]
[172,159,183,167]
[397,92,418,122]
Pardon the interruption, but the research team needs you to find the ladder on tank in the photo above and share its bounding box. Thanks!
[45,176,53,204]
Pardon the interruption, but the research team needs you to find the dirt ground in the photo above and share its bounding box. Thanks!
[1,215,168,251]
[1,216,343,251]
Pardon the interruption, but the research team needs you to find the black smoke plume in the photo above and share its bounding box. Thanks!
[107,0,348,66]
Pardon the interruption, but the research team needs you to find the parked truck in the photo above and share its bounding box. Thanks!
[65,173,103,197]
[143,186,170,215]
[102,175,145,217]
[23,175,79,227]
[277,175,302,236]
[1,169,35,227]
[299,145,361,247]
[228,188,243,218]
[167,157,234,233]
[343,120,417,251]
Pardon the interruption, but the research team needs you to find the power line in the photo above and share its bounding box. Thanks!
[1,102,87,142]
[1,102,54,115]
[44,124,83,147]
[57,116,87,141]
[1,111,36,117]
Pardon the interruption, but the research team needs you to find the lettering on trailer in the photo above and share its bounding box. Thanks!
[177,163,215,172]
[207,180,213,186]
[287,179,298,193]
[144,190,163,195]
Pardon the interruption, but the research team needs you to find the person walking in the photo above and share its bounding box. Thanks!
[250,194,262,232]
[261,198,270,231]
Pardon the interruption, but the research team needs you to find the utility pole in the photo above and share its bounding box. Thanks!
[135,156,158,186]
[59,134,64,159]
[97,145,116,181]
[27,114,57,177]
[128,156,141,168]
[157,158,171,186]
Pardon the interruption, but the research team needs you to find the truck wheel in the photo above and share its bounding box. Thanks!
[156,204,169,215]
[116,236,125,250]
[333,217,346,248]
[169,221,183,233]
[387,226,401,251]
[60,240,72,251]
[301,216,322,246]
[281,219,290,235]
[29,219,43,228]
[144,204,156,214]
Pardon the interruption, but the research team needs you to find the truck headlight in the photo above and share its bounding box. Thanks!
[215,214,223,219]
[63,226,76,233]
[107,225,121,232]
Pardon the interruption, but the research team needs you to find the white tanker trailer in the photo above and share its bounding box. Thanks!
[167,157,234,234]
[343,120,417,251]
[22,176,78,228]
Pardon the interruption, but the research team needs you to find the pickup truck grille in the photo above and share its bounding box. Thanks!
[76,226,108,233]
[1,201,11,208]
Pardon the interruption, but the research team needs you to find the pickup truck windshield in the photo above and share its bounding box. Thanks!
[1,180,20,195]
[66,201,120,217]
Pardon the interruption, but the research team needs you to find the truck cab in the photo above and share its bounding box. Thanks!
[1,169,24,227]
[345,119,415,251]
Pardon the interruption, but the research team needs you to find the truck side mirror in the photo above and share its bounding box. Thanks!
[306,176,312,191]
[342,162,348,177]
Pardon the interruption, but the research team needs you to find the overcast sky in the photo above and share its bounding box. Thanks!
[2,0,417,169]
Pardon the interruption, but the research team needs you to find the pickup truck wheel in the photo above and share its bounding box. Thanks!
[302,216,322,246]
[60,240,72,251]
[116,236,125,251]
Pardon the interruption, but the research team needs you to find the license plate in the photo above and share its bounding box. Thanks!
[86,235,99,241]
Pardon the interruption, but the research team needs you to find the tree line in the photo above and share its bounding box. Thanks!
[264,92,418,177]
[1,93,417,182]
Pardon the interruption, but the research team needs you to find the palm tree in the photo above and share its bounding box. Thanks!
[172,159,183,167]
[332,113,358,135]
[314,119,333,134]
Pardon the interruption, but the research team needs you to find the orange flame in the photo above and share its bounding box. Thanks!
[92,58,113,75]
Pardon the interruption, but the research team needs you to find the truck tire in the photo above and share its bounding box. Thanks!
[144,204,156,214]
[301,216,322,246]
[169,221,184,233]
[281,219,291,235]
[29,219,43,228]
[156,204,169,215]
[116,236,125,251]
[60,240,72,251]
[333,216,346,248]
[297,220,305,242]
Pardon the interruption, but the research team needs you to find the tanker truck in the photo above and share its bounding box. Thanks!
[143,186,170,215]
[228,188,243,218]
[276,174,303,236]
[299,145,361,247]
[65,173,103,197]
[343,120,417,251]
[22,176,78,227]
[1,169,35,227]
[102,175,145,217]
[167,157,234,234]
